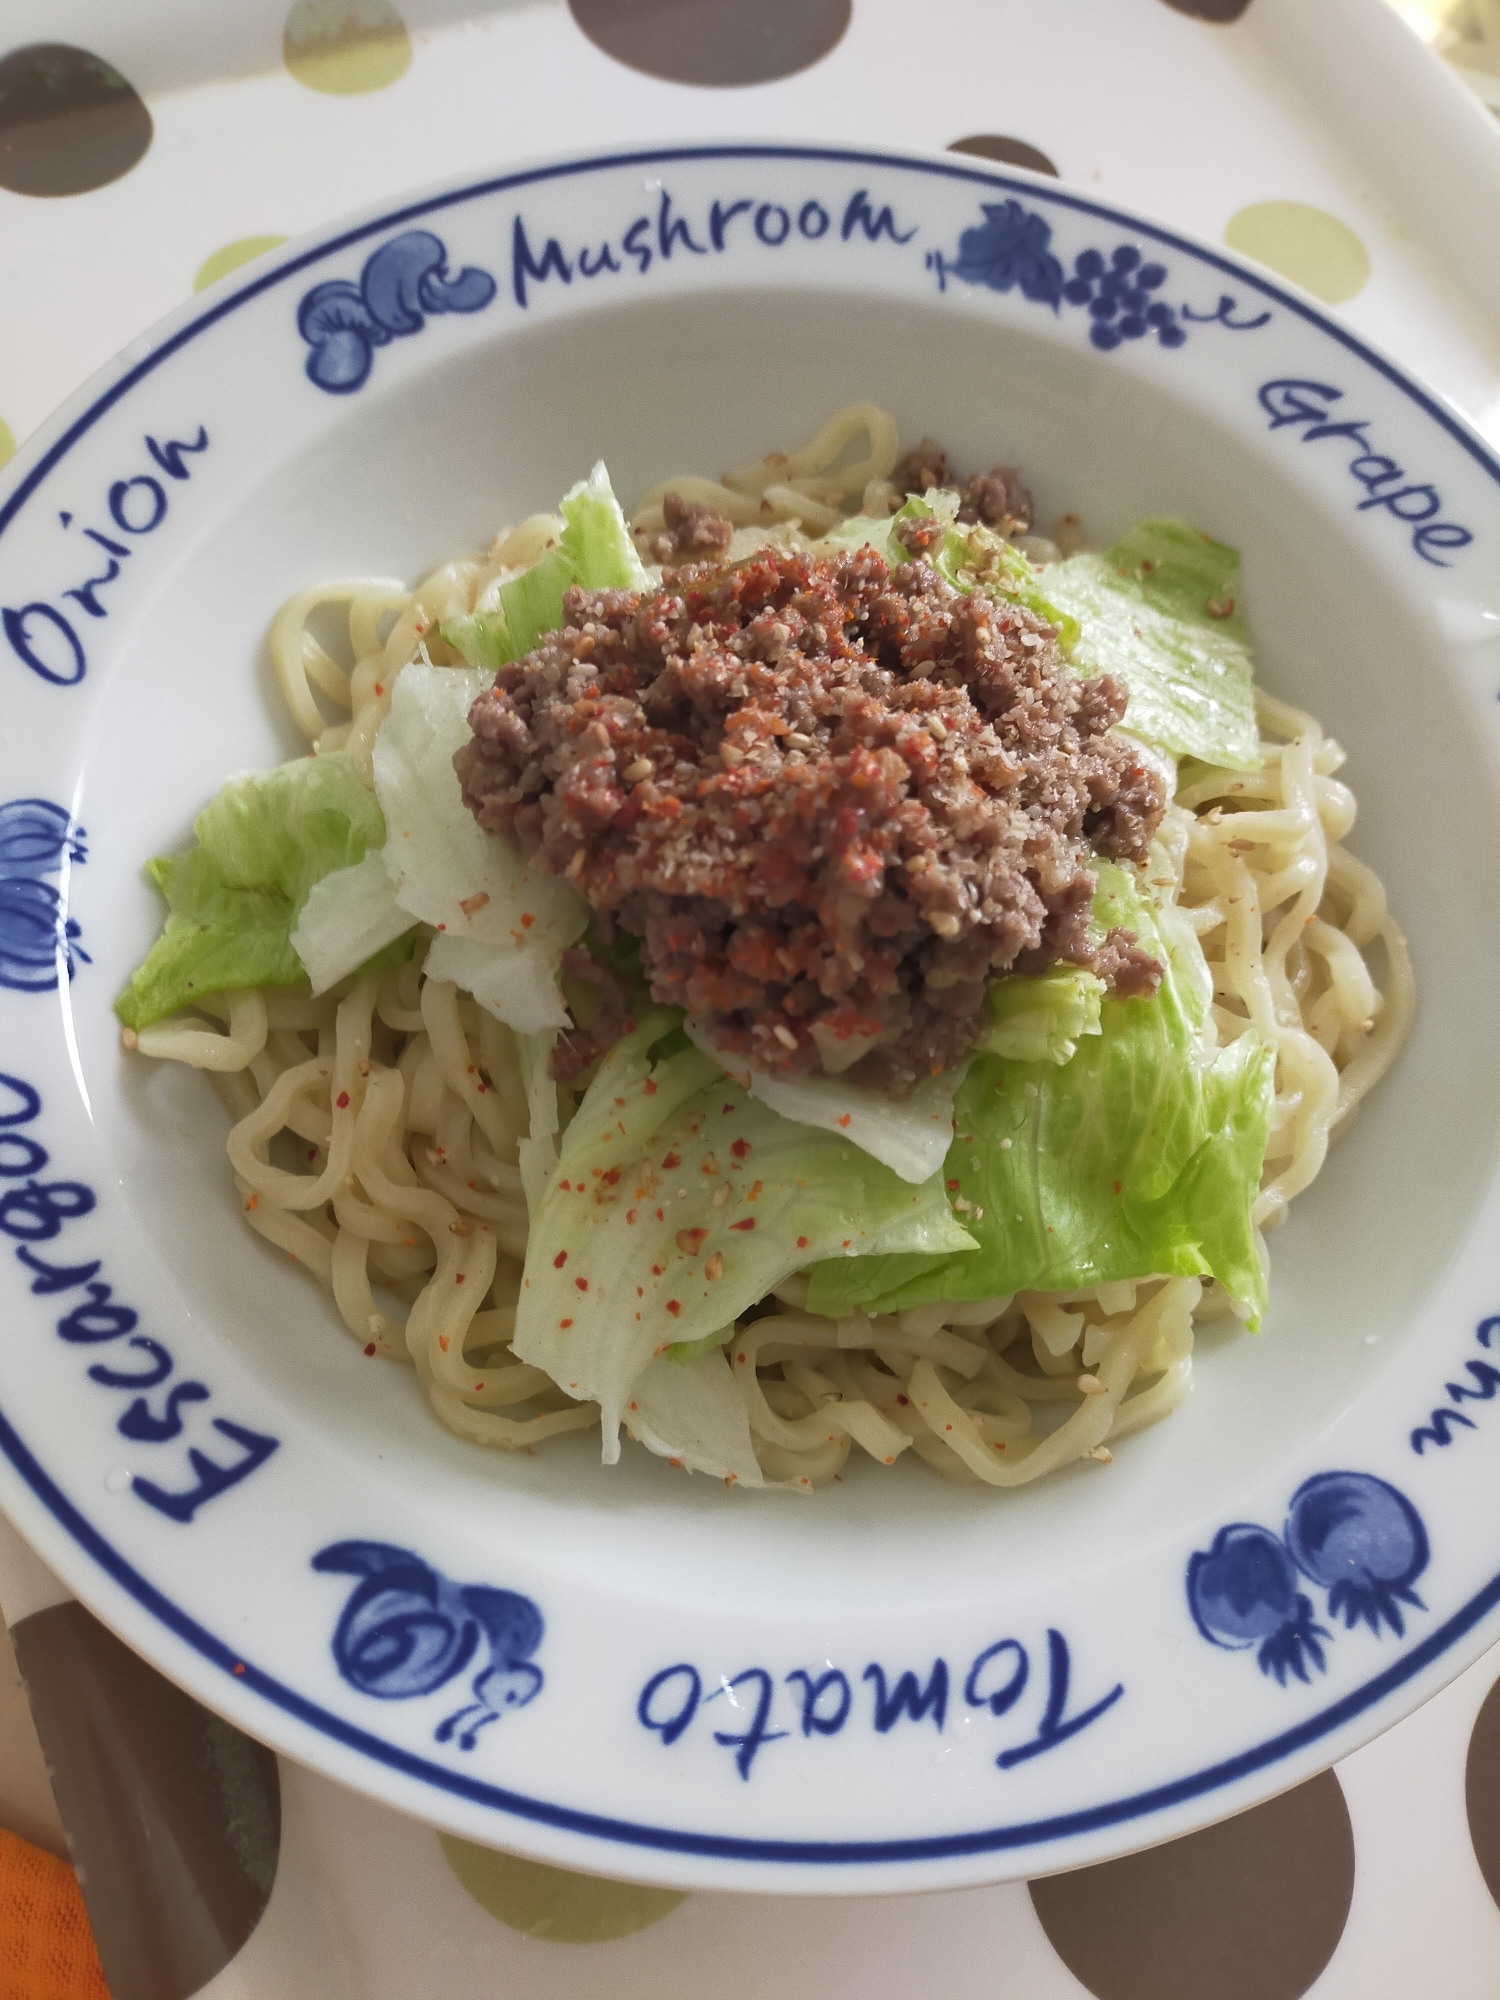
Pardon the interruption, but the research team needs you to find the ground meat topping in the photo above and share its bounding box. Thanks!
[455,547,1165,1087]
[890,437,1034,534]
[644,491,735,565]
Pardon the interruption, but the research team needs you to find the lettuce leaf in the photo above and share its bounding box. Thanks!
[116,752,385,1029]
[823,492,1076,643]
[805,863,1275,1323]
[510,1010,976,1469]
[976,965,1104,1065]
[291,850,415,996]
[682,1016,964,1184]
[1042,520,1261,771]
[370,662,588,1033]
[441,462,648,670]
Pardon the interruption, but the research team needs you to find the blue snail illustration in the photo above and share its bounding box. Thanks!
[297,230,496,394]
[312,1540,543,1749]
[1187,1471,1429,1685]
[0,798,88,992]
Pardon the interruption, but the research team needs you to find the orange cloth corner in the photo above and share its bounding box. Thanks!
[0,1826,108,2000]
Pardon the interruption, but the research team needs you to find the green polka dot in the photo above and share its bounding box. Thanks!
[283,0,411,95]
[194,235,287,293]
[0,420,15,469]
[1224,201,1370,304]
[438,1835,685,1943]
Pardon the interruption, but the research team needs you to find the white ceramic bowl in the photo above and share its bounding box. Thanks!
[1,143,1498,1894]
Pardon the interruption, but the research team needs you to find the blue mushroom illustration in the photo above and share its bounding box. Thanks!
[313,1540,543,1750]
[1284,1471,1429,1638]
[298,229,496,394]
[0,798,88,992]
[1186,1470,1430,1685]
[1187,1522,1330,1685]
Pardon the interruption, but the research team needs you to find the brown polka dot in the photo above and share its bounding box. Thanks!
[948,135,1059,177]
[1159,0,1252,18]
[1465,1669,1500,1907]
[1030,1773,1354,2000]
[568,0,850,86]
[0,44,152,198]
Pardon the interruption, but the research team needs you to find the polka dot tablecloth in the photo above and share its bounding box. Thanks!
[1,3,1499,1997]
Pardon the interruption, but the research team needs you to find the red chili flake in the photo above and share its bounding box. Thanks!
[559,1178,573,1191]
[676,1227,708,1253]
[747,1180,762,1200]
[614,1096,626,1108]
[553,1250,568,1268]
[737,1351,746,1363]
[637,1286,644,1297]
[575,1276,589,1291]
[655,1208,665,1222]
[233,1662,246,1676]
[730,1217,756,1232]
[669,1457,683,1468]
[947,1178,960,1192]
[661,1152,681,1170]
[601,1167,621,1186]
[796,1235,809,1249]
[373,682,384,696]
[723,1102,735,1114]
[896,1394,909,1406]
[837,1113,851,1129]
[652,1263,665,1276]
[1113,1181,1122,1194]
[730,1138,751,1159]
[626,1208,638,1225]
[474,1382,485,1392]
[520,911,535,928]
[307,1147,317,1161]
[364,1342,376,1356]
[454,1273,466,1285]
[841,1238,851,1249]
[666,1300,682,1316]
[559,1317,573,1329]
[643,1078,658,1095]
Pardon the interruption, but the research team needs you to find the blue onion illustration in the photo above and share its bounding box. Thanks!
[0,798,85,877]
[1284,1471,1429,1637]
[1187,1522,1330,1684]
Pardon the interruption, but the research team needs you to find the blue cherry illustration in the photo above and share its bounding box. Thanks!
[1284,1471,1429,1638]
[1186,1522,1330,1685]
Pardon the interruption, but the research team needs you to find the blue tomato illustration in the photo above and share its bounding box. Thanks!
[1186,1522,1330,1684]
[1284,1471,1429,1638]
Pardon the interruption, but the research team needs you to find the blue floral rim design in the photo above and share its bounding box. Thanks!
[1,144,1499,1871]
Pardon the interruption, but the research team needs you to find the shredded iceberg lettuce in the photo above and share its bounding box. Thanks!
[116,751,386,1030]
[510,1010,976,1469]
[682,1016,963,1184]
[623,1349,763,1484]
[975,964,1104,1066]
[440,462,648,670]
[805,862,1275,1324]
[291,849,415,996]
[1043,520,1261,771]
[370,662,588,1033]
